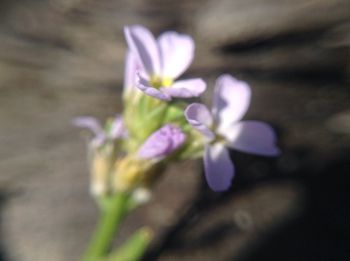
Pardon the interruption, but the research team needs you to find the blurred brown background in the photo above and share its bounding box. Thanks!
[0,0,349,260]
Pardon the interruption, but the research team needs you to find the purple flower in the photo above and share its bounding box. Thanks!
[138,124,186,160]
[124,25,206,101]
[73,115,127,147]
[185,74,280,192]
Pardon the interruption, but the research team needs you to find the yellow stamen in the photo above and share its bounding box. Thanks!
[150,75,173,88]
[210,133,226,145]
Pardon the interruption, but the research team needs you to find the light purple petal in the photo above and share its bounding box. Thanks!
[137,82,172,101]
[161,78,206,98]
[212,74,251,134]
[184,103,215,140]
[137,71,151,86]
[204,143,234,192]
[124,25,160,76]
[92,134,106,147]
[109,115,127,139]
[124,51,141,94]
[138,134,170,159]
[138,124,186,159]
[136,72,171,101]
[72,117,103,137]
[158,31,194,78]
[72,117,105,147]
[163,124,186,152]
[225,121,280,156]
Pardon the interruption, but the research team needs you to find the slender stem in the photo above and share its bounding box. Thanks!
[83,192,130,261]
[106,227,153,261]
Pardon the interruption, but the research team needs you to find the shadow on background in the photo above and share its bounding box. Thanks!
[238,151,350,261]
[142,146,350,261]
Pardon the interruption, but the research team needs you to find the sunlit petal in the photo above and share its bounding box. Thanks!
[161,78,206,98]
[124,25,160,76]
[185,103,215,140]
[213,74,251,133]
[158,31,194,78]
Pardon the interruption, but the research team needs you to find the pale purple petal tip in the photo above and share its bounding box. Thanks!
[138,84,172,101]
[73,117,106,147]
[109,115,127,139]
[204,144,234,192]
[158,31,195,78]
[184,103,215,140]
[213,74,251,133]
[124,51,142,93]
[225,121,280,156]
[161,78,206,98]
[92,134,106,148]
[124,25,160,76]
[138,124,186,159]
[72,117,103,137]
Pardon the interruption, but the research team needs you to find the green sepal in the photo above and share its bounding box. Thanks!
[162,102,186,124]
[126,97,171,151]
[176,127,205,160]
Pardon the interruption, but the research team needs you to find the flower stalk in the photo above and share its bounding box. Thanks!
[106,227,153,261]
[82,192,130,261]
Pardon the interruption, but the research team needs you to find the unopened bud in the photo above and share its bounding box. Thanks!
[90,151,113,197]
[112,156,154,192]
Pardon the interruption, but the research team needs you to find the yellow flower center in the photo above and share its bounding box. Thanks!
[150,75,173,88]
[211,133,226,145]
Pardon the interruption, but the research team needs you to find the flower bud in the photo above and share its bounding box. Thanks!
[112,156,154,192]
[90,150,113,197]
[138,124,186,160]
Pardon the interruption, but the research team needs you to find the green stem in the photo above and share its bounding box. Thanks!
[106,227,153,261]
[83,192,130,261]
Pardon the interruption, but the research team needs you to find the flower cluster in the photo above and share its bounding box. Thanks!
[75,25,280,200]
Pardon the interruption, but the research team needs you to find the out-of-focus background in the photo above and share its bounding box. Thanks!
[0,0,349,260]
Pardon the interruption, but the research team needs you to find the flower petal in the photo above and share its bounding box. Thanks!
[137,81,172,101]
[109,115,127,139]
[138,124,186,159]
[161,78,206,98]
[158,31,194,78]
[72,117,103,137]
[123,51,141,95]
[138,134,171,159]
[184,103,215,140]
[204,144,234,192]
[212,74,251,133]
[72,117,105,147]
[124,25,160,76]
[225,121,280,156]
[136,73,171,101]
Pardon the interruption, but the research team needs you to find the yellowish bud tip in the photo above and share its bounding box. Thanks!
[90,152,112,197]
[113,156,153,192]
